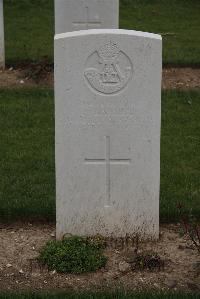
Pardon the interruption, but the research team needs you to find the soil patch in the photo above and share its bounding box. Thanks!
[162,68,200,89]
[0,223,199,292]
[0,67,200,89]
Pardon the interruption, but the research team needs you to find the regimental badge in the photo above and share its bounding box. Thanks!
[84,42,133,95]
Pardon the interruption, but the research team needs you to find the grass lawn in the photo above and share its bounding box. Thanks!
[161,89,200,221]
[0,88,199,221]
[0,89,55,220]
[3,0,200,66]
[0,292,199,299]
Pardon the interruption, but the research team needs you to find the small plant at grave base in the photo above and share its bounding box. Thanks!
[177,203,200,253]
[129,251,164,272]
[38,235,107,274]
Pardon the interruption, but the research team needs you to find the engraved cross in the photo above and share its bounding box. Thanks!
[85,136,131,206]
[73,2,101,29]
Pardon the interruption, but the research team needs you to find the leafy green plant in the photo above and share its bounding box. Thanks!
[38,236,107,274]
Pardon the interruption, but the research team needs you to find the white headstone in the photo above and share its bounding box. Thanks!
[55,29,162,239]
[55,0,119,34]
[0,0,5,69]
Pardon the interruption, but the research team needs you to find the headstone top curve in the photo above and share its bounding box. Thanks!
[54,29,162,41]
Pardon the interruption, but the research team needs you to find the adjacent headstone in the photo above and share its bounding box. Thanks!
[55,0,119,34]
[0,0,5,69]
[55,29,162,239]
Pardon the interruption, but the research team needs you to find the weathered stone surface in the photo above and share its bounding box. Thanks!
[55,29,162,239]
[55,0,119,34]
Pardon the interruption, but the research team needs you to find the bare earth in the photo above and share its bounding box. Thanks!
[0,223,199,292]
[0,67,200,89]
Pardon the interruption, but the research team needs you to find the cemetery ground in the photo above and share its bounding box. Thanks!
[0,0,200,297]
[0,89,199,293]
[0,222,200,293]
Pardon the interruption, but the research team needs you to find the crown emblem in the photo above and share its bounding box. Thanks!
[84,42,133,95]
[98,42,120,62]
